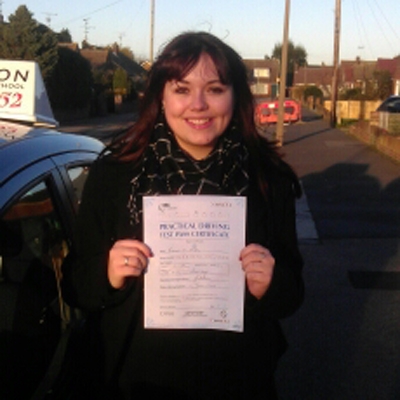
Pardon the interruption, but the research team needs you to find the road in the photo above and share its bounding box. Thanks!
[63,111,400,399]
[276,117,400,400]
[59,112,136,142]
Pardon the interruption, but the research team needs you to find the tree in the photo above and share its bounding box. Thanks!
[113,67,129,95]
[57,28,72,43]
[0,5,58,82]
[46,47,92,111]
[340,87,364,100]
[374,70,393,100]
[303,85,323,105]
[271,40,307,88]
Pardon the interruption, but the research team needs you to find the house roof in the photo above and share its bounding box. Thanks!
[80,48,111,69]
[80,47,147,78]
[377,57,400,79]
[58,42,80,52]
[293,55,400,88]
[293,65,334,86]
[340,59,377,82]
[377,58,397,75]
[243,59,279,69]
[109,51,147,77]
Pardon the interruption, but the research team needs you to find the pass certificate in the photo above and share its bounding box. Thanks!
[143,195,246,332]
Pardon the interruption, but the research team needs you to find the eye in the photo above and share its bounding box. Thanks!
[174,85,189,94]
[208,85,227,94]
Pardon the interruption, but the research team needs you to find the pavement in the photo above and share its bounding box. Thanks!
[276,118,400,400]
[62,111,400,400]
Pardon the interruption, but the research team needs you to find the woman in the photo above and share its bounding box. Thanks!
[63,31,304,399]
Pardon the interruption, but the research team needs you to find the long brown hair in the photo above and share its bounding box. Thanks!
[112,31,300,197]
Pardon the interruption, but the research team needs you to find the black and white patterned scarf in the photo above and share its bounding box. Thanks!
[127,122,249,225]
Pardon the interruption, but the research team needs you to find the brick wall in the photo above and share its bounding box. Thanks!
[348,121,400,163]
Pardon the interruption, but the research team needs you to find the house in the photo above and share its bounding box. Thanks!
[376,56,400,95]
[293,55,400,98]
[340,58,377,91]
[58,42,80,52]
[243,59,280,98]
[80,44,148,90]
[293,64,334,97]
[79,44,148,113]
[140,60,152,71]
[80,47,111,70]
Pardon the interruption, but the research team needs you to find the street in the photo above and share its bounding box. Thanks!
[276,118,400,400]
[63,112,400,399]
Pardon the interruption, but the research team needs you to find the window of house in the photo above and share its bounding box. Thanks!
[251,82,270,95]
[253,68,270,78]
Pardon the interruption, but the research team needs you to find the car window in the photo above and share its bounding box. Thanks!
[67,165,91,207]
[378,96,400,112]
[390,99,400,112]
[0,179,70,399]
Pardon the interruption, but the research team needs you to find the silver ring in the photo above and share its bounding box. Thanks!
[124,256,129,266]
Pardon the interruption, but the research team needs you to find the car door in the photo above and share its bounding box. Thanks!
[0,152,97,399]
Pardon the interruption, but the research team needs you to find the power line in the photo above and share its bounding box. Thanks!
[121,0,146,33]
[350,0,374,59]
[60,0,124,25]
[365,0,396,55]
[371,0,400,46]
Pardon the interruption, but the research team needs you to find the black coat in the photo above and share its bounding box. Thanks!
[63,154,304,400]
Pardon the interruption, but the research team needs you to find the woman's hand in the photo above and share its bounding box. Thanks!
[108,239,153,289]
[240,243,275,300]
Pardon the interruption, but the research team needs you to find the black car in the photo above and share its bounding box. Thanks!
[376,95,400,113]
[0,119,104,399]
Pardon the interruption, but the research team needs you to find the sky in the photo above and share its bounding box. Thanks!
[2,0,400,65]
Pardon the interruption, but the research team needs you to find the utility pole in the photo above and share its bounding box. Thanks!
[0,0,4,24]
[330,0,341,127]
[149,0,155,64]
[274,0,291,147]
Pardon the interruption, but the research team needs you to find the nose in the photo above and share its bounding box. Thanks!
[190,91,208,111]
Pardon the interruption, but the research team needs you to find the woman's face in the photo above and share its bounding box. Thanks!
[162,53,234,160]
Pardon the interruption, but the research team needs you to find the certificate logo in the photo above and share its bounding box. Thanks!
[158,203,176,213]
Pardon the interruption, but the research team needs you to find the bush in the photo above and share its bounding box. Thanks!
[340,88,366,100]
[303,85,323,101]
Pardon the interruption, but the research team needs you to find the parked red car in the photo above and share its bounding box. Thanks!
[255,99,301,126]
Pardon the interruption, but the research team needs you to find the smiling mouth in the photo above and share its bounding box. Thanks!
[186,118,212,128]
[187,118,211,125]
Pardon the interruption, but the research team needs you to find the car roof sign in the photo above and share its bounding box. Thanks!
[0,60,58,127]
